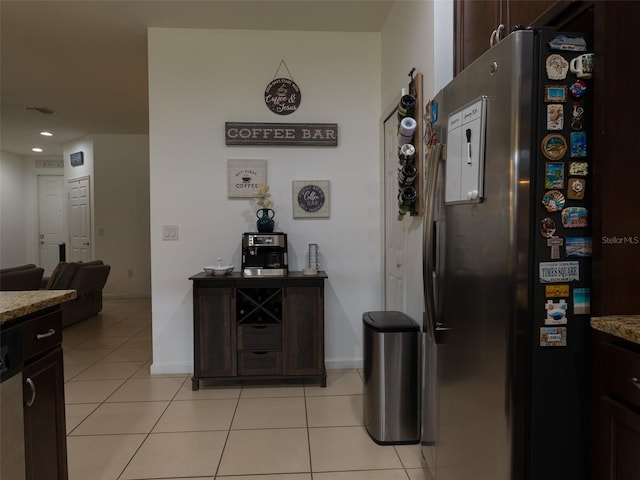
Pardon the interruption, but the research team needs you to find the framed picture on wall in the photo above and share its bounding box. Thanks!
[292,180,330,218]
[227,159,267,198]
[70,151,84,167]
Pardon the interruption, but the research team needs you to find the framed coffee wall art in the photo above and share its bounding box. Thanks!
[292,180,330,218]
[227,159,267,198]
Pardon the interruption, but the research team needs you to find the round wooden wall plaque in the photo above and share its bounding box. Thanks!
[264,78,301,115]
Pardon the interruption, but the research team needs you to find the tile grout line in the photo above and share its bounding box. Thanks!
[213,383,243,478]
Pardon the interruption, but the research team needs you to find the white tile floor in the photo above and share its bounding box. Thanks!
[63,298,433,480]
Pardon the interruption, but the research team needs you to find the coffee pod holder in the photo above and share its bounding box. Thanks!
[396,69,423,220]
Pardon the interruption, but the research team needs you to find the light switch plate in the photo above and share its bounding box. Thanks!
[162,225,179,241]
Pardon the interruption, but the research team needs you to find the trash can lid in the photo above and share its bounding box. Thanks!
[362,311,420,332]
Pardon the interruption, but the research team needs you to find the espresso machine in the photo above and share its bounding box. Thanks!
[242,232,288,276]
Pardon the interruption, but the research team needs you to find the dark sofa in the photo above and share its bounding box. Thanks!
[0,264,45,291]
[45,260,111,327]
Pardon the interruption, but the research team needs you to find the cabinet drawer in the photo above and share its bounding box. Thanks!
[238,351,282,376]
[238,325,281,351]
[22,311,62,360]
[602,342,640,409]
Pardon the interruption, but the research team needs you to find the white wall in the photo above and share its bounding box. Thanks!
[0,151,28,266]
[93,134,151,297]
[148,28,382,373]
[380,0,453,323]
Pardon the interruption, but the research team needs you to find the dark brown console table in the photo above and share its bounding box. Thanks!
[189,271,327,390]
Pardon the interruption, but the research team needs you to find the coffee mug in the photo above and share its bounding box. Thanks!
[570,53,594,79]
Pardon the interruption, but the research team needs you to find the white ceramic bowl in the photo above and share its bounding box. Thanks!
[203,266,233,276]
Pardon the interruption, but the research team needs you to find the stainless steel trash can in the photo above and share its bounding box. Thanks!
[363,311,420,444]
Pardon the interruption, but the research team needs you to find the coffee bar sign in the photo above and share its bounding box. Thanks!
[225,122,338,147]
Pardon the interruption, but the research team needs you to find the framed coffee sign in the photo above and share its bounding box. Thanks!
[292,180,330,218]
[225,122,338,147]
[265,78,301,115]
[227,159,267,198]
[265,60,301,115]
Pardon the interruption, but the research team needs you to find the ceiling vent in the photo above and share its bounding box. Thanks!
[25,106,57,115]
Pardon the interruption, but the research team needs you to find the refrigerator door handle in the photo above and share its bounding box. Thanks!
[423,143,443,342]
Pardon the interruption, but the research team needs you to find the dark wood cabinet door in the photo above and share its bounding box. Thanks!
[455,0,567,74]
[283,286,324,376]
[598,396,640,480]
[591,0,640,315]
[454,0,500,74]
[508,0,558,28]
[23,348,67,480]
[193,287,236,377]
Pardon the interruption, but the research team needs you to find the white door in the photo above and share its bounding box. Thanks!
[38,175,65,274]
[384,110,405,311]
[68,177,91,262]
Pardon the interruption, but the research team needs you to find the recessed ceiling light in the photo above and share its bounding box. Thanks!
[32,147,43,152]
[40,131,53,137]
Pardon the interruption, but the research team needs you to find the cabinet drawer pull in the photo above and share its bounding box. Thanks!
[25,377,36,407]
[36,329,56,340]
[632,377,640,390]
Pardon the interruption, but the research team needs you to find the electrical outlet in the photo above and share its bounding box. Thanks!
[162,225,179,241]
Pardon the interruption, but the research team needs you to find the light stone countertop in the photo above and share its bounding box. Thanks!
[591,315,640,345]
[0,290,77,324]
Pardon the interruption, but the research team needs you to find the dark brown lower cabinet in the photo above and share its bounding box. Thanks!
[284,286,324,377]
[190,272,327,389]
[192,286,236,382]
[3,307,69,480]
[599,396,640,480]
[592,331,640,480]
[23,348,67,480]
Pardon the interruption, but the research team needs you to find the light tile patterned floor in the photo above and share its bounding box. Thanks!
[63,298,433,480]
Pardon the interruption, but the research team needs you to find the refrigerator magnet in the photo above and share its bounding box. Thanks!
[569,80,587,99]
[545,299,568,324]
[545,284,570,298]
[567,178,586,200]
[545,85,567,102]
[565,237,592,257]
[547,104,564,130]
[569,162,588,176]
[545,162,565,189]
[573,288,591,315]
[540,327,567,347]
[546,236,564,260]
[562,207,589,228]
[539,261,579,283]
[541,134,567,160]
[540,217,557,238]
[545,54,569,80]
[548,35,587,52]
[570,131,587,157]
[542,190,566,212]
[571,103,585,130]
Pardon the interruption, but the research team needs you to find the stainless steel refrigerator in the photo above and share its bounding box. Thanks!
[421,29,592,480]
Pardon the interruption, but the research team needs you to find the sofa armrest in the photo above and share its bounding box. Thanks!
[0,267,45,291]
[68,265,111,297]
[0,264,37,274]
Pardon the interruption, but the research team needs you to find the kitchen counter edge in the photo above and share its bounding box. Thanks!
[591,315,640,345]
[0,290,77,324]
